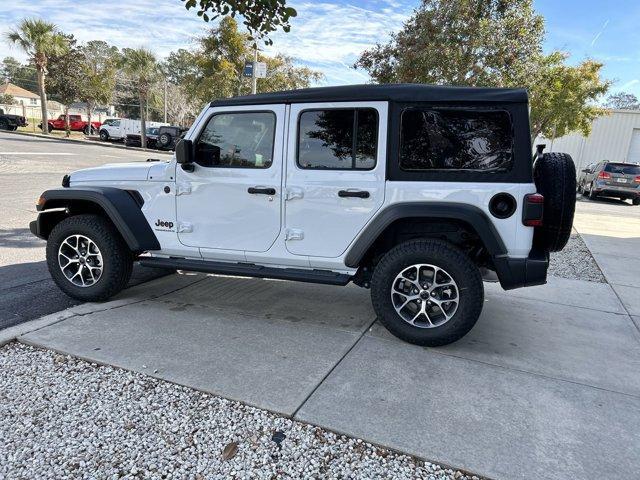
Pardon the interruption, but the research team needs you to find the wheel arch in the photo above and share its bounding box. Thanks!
[344,202,508,269]
[32,187,160,253]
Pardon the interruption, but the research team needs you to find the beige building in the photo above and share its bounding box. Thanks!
[537,110,640,172]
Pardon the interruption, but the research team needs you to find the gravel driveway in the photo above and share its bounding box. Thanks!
[0,343,480,480]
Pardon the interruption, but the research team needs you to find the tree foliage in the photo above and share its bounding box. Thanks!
[181,0,296,44]
[605,91,640,110]
[355,0,611,141]
[79,41,120,129]
[5,18,69,132]
[0,57,37,92]
[120,47,160,147]
[0,93,16,105]
[171,17,322,105]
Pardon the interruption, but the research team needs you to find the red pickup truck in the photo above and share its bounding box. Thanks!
[39,114,101,134]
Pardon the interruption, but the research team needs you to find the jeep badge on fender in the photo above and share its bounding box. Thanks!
[29,84,576,347]
[155,219,174,230]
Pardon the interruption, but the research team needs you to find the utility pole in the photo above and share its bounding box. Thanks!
[163,79,167,123]
[251,43,258,95]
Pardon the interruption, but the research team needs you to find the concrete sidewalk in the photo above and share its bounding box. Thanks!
[15,271,640,480]
[573,197,640,328]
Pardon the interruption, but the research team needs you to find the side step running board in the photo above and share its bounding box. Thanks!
[139,257,352,286]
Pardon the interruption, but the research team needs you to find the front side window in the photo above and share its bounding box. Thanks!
[297,108,378,170]
[196,111,276,168]
[400,108,513,171]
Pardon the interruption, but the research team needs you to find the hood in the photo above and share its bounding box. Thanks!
[70,162,154,183]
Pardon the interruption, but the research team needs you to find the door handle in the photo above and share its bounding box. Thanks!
[338,190,370,198]
[248,187,276,195]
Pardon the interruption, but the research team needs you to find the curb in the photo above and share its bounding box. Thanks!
[3,129,173,155]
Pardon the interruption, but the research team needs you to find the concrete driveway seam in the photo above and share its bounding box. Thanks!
[291,317,379,418]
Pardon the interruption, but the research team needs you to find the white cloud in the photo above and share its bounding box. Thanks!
[0,0,413,86]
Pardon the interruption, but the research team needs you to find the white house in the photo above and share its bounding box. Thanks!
[537,110,640,172]
[0,82,40,107]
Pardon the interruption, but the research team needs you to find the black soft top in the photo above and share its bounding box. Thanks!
[210,83,528,107]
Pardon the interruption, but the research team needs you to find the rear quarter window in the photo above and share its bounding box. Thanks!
[399,108,513,172]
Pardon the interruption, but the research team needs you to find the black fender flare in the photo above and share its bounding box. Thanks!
[344,202,507,268]
[33,187,160,252]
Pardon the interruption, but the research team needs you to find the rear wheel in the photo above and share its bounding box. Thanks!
[0,119,9,130]
[46,215,133,301]
[371,239,484,347]
[633,198,640,206]
[588,183,598,200]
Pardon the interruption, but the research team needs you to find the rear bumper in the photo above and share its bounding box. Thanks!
[593,187,639,199]
[492,249,549,290]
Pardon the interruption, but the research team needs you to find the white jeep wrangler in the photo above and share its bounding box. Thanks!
[30,84,576,346]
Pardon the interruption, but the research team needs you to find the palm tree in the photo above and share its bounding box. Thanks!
[121,48,159,148]
[6,19,68,135]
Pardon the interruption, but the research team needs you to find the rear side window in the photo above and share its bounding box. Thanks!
[400,108,513,171]
[604,163,640,175]
[297,108,378,170]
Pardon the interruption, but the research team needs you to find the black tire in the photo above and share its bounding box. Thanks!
[371,239,484,347]
[533,152,576,252]
[588,182,598,200]
[158,132,172,148]
[99,129,109,141]
[633,198,640,206]
[0,119,9,130]
[46,214,133,302]
[83,125,93,135]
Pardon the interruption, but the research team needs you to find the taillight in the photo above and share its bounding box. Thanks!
[598,171,611,179]
[635,176,640,183]
[522,193,544,227]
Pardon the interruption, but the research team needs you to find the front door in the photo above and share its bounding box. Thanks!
[176,105,285,253]
[284,102,387,258]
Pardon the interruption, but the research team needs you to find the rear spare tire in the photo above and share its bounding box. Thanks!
[158,132,172,148]
[533,152,576,252]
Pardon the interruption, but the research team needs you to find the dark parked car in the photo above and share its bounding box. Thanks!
[578,160,640,205]
[124,127,159,148]
[0,108,28,130]
[156,125,188,150]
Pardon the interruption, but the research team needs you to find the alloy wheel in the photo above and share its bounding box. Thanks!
[58,234,103,287]
[390,263,459,328]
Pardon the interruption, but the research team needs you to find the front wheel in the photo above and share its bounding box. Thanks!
[370,239,484,347]
[99,129,109,141]
[46,215,133,301]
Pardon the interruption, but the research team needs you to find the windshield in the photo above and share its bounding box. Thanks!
[146,128,159,135]
[604,163,640,175]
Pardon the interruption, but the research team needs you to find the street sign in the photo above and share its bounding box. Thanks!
[254,62,267,78]
[243,62,253,78]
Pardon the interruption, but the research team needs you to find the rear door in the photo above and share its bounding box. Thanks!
[284,102,387,258]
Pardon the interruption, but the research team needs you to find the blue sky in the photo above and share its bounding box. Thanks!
[1,0,638,98]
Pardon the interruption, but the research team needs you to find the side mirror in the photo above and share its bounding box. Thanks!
[175,139,194,165]
[582,168,591,173]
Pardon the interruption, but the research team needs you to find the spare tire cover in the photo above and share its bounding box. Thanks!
[532,152,576,252]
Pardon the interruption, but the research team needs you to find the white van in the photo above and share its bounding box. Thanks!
[99,119,167,141]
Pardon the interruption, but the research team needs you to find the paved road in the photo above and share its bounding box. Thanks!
[0,132,171,330]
